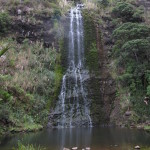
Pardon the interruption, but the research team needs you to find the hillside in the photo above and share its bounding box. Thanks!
[82,0,150,128]
[0,0,70,135]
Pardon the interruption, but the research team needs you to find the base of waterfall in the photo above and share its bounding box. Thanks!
[63,147,90,150]
[48,112,93,128]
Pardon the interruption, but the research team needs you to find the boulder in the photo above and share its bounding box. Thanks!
[125,111,132,116]
[17,9,22,15]
[63,148,70,150]
[72,147,78,150]
[135,145,140,149]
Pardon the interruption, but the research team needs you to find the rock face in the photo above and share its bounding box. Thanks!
[137,0,150,8]
[72,147,78,150]
[82,10,116,126]
[125,111,132,116]
[49,6,116,127]
[49,6,92,128]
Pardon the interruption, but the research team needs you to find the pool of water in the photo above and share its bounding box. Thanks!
[0,127,150,150]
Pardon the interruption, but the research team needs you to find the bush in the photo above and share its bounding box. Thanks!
[113,23,150,42]
[0,12,11,34]
[53,9,61,19]
[112,2,150,116]
[97,0,109,8]
[112,2,143,22]
[14,142,44,150]
[0,38,61,134]
[122,39,150,62]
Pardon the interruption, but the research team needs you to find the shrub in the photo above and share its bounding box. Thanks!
[122,39,150,62]
[112,2,143,22]
[97,0,109,8]
[53,9,61,19]
[113,23,150,42]
[0,12,11,34]
[14,142,44,150]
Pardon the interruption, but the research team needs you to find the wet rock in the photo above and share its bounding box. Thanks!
[135,145,140,149]
[137,125,144,129]
[77,4,85,8]
[17,9,22,15]
[63,148,70,150]
[72,147,78,150]
[125,111,132,116]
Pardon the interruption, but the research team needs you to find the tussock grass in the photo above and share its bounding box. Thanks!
[0,38,61,134]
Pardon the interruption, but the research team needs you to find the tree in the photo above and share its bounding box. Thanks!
[113,23,150,42]
[122,39,150,63]
[112,2,143,22]
[97,0,109,8]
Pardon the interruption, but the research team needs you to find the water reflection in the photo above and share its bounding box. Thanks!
[54,128,92,149]
[0,127,150,150]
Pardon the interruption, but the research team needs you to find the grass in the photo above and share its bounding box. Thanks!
[14,142,45,150]
[10,124,43,133]
[0,39,60,134]
[0,0,68,136]
[142,148,150,150]
[144,126,150,132]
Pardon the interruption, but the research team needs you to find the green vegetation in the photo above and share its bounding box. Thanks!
[86,43,99,73]
[112,23,150,43]
[82,10,99,73]
[0,45,9,57]
[83,0,150,126]
[0,12,11,34]
[144,125,150,132]
[0,39,61,134]
[97,0,109,8]
[0,0,67,136]
[112,2,143,22]
[14,142,45,150]
[111,1,150,119]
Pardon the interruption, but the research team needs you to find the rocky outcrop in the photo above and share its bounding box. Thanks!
[82,10,116,126]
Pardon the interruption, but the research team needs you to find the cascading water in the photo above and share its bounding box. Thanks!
[49,5,92,128]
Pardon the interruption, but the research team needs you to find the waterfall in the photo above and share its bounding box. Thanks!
[49,5,92,128]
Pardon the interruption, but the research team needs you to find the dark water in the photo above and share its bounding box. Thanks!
[0,127,150,150]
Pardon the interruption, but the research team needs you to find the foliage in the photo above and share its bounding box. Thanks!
[0,0,65,136]
[14,142,44,150]
[0,12,11,34]
[0,39,61,134]
[113,23,150,43]
[111,1,150,117]
[53,9,61,19]
[112,2,143,22]
[82,11,99,73]
[144,126,150,132]
[122,39,150,63]
[97,0,109,8]
[0,42,10,56]
[86,43,99,72]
